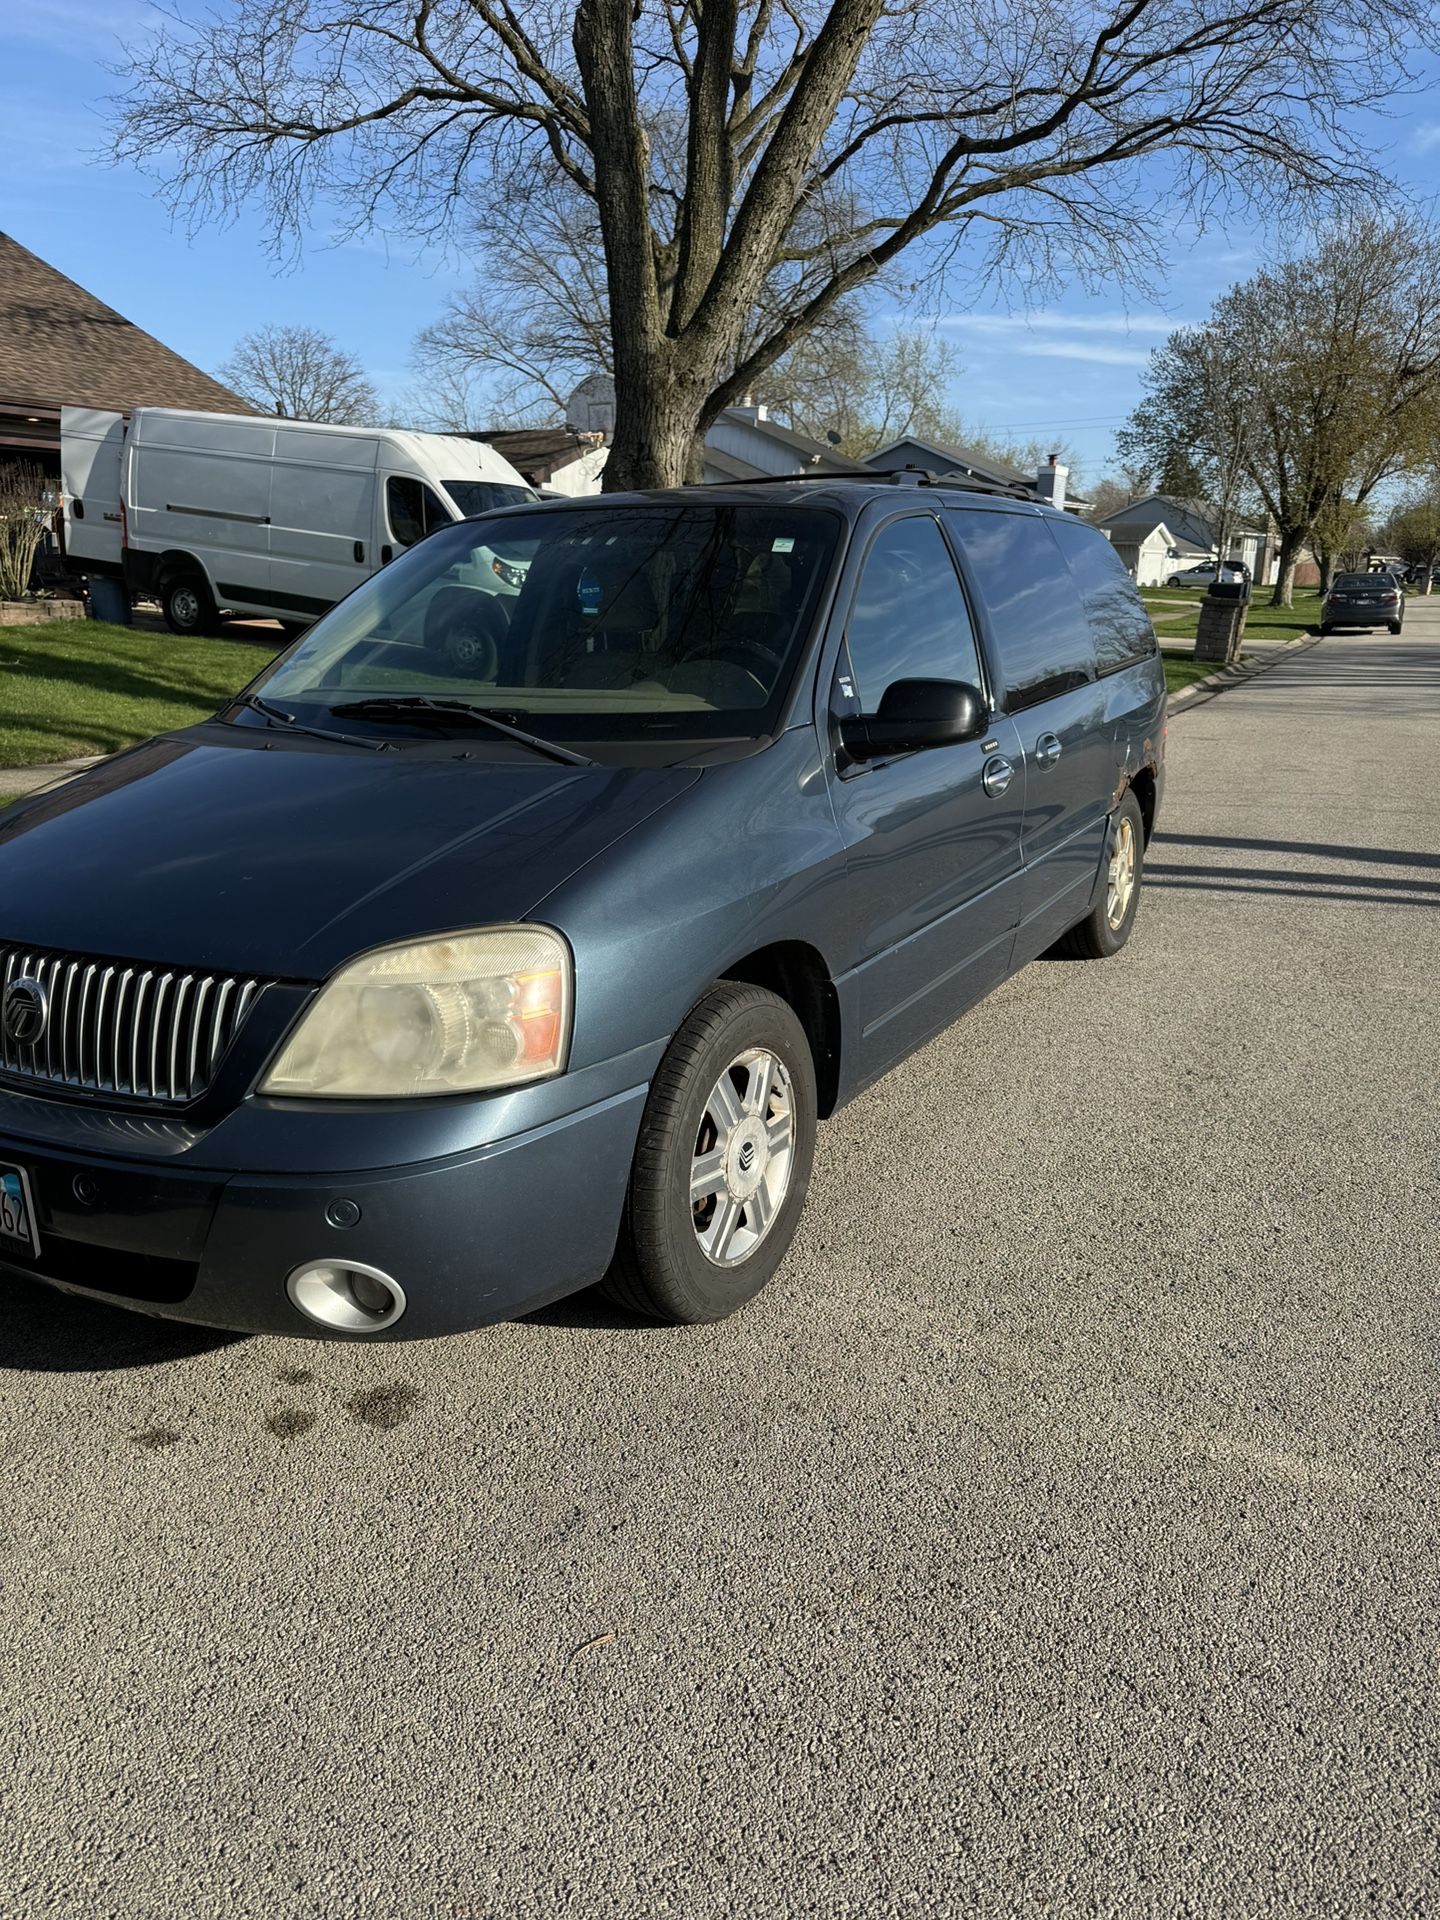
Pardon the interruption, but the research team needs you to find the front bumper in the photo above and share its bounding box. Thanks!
[0,1080,649,1339]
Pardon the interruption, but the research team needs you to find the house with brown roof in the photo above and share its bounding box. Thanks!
[0,230,253,472]
[466,426,609,495]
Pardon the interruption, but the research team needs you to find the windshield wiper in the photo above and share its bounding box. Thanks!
[329,696,595,767]
[237,692,390,751]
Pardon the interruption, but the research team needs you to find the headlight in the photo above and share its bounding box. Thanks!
[261,927,571,1099]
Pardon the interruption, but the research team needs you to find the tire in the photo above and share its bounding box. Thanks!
[441,626,498,677]
[1319,624,1331,636]
[602,982,818,1324]
[161,570,218,637]
[1389,622,1402,635]
[1055,790,1146,960]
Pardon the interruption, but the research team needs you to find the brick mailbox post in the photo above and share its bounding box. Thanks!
[1195,580,1249,664]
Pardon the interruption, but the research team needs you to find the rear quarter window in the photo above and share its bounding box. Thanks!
[946,508,1096,713]
[1050,518,1159,674]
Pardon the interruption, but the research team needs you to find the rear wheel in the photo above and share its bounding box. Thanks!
[161,570,218,636]
[602,982,817,1324]
[1389,621,1402,635]
[1055,790,1146,960]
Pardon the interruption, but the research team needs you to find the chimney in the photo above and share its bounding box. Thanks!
[1035,451,1068,512]
[732,394,770,424]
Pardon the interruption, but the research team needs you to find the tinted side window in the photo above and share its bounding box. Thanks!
[387,476,451,548]
[843,516,983,709]
[1050,518,1158,674]
[948,509,1096,714]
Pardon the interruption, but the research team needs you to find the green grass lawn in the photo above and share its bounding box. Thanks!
[0,620,279,767]
[1160,652,1223,695]
[1140,586,1324,647]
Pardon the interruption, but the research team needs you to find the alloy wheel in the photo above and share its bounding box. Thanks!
[1106,816,1138,929]
[689,1048,796,1268]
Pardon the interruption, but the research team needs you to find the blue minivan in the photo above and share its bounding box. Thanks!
[0,475,1164,1337]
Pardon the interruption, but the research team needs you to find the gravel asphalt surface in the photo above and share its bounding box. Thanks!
[2,611,1437,1919]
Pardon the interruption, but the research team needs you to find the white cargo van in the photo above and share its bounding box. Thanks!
[61,408,536,635]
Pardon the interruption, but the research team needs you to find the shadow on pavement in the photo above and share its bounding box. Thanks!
[0,1274,243,1373]
[1154,831,1440,870]
[1146,831,1440,910]
[517,1283,666,1333]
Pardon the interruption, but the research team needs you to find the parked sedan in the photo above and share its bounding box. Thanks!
[1320,573,1405,634]
[1165,560,1248,590]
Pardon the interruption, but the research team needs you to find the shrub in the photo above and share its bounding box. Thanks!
[0,462,53,601]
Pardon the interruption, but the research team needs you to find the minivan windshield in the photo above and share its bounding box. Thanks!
[257,502,840,746]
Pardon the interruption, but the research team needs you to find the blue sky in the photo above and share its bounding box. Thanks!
[6,0,1440,482]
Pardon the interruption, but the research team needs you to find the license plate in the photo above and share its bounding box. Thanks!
[0,1163,38,1258]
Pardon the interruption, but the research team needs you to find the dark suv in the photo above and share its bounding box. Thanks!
[0,476,1165,1337]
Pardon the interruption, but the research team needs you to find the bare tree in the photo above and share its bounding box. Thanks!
[217,325,379,424]
[1120,220,1440,604]
[0,463,52,602]
[115,0,1434,490]
[1380,486,1440,592]
[750,322,959,452]
[1086,474,1150,519]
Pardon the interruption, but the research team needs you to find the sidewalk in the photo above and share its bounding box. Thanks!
[0,756,104,797]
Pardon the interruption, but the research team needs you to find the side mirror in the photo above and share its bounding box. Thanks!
[839,678,987,761]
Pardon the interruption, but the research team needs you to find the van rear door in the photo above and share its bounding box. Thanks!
[60,408,126,572]
[268,426,379,622]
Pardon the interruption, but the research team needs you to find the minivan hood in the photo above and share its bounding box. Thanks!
[0,730,700,979]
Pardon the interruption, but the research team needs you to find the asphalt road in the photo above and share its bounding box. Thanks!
[3,611,1438,1920]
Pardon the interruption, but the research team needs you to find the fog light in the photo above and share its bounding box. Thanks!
[286,1259,407,1333]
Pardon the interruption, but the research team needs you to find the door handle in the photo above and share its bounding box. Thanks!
[982,754,1014,797]
[353,540,365,563]
[380,543,393,565]
[1034,732,1062,769]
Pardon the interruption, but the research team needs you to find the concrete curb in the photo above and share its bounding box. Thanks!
[1168,633,1323,714]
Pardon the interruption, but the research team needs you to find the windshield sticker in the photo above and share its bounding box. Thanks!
[771,537,795,553]
[577,567,603,616]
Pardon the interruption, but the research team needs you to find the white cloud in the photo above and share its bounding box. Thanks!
[1410,124,1440,154]
[1011,341,1155,367]
[938,310,1174,337]
[2,0,153,50]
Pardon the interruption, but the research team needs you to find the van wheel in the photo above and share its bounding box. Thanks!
[1055,791,1146,960]
[161,571,217,636]
[602,982,817,1324]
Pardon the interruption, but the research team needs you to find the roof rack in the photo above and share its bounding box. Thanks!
[701,464,1033,502]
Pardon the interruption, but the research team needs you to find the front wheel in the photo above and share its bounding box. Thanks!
[1055,791,1146,960]
[602,982,817,1324]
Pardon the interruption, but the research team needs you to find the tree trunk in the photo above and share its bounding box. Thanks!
[1269,529,1303,607]
[1316,547,1335,596]
[603,371,707,490]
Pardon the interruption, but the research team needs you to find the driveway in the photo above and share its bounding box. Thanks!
[3,613,1437,1919]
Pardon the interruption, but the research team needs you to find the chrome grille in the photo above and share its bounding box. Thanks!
[0,946,264,1102]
